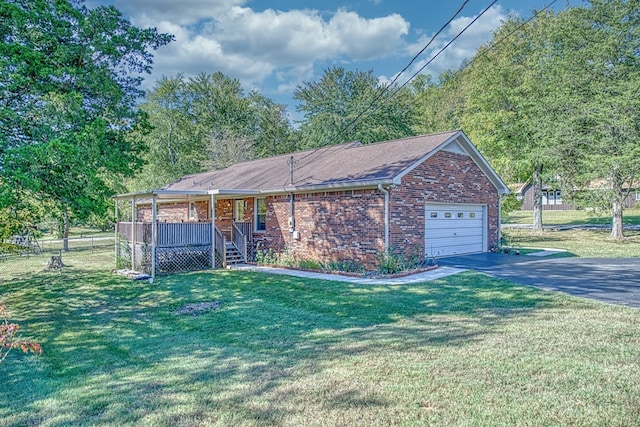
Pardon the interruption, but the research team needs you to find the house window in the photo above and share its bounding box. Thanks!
[445,212,452,218]
[255,198,266,232]
[636,192,640,201]
[469,212,476,218]
[457,212,464,218]
[430,212,438,218]
[542,191,548,205]
[234,199,245,222]
[556,191,562,205]
[189,202,196,219]
[548,191,555,205]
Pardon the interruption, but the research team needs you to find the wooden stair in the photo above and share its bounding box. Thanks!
[225,241,245,265]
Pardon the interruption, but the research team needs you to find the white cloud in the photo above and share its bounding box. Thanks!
[125,3,409,94]
[114,0,246,26]
[382,5,507,85]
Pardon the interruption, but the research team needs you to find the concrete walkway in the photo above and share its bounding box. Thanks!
[231,264,465,285]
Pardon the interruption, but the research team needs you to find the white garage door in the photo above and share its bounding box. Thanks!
[425,204,485,257]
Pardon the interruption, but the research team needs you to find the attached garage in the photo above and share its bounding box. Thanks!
[424,204,486,258]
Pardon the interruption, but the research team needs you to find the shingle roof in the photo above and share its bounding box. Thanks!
[164,130,468,193]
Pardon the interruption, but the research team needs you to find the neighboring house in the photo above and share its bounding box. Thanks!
[512,182,639,211]
[115,130,509,276]
[511,183,575,211]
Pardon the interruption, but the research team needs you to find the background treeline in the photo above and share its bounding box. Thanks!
[1,0,638,244]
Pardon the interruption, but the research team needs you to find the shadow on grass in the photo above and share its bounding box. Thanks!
[2,268,563,426]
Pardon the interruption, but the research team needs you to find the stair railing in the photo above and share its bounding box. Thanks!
[231,222,248,263]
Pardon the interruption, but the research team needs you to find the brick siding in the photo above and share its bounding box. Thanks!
[389,150,500,257]
[131,149,500,270]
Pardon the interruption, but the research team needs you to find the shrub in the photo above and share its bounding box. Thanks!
[0,302,42,365]
[377,247,424,274]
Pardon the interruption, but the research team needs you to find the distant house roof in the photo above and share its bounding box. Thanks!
[117,130,509,200]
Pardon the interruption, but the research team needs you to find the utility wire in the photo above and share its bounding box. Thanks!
[382,0,499,106]
[333,0,472,144]
[297,0,472,161]
[348,0,559,137]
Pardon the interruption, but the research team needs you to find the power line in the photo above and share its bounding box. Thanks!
[343,0,559,139]
[384,0,499,102]
[333,0,473,143]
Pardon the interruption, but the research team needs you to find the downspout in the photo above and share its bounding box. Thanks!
[497,194,504,250]
[378,184,390,254]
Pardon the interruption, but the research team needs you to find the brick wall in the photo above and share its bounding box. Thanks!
[136,200,210,223]
[255,190,385,268]
[130,149,500,270]
[390,150,500,255]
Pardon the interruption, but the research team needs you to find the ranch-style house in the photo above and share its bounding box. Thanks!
[115,130,509,277]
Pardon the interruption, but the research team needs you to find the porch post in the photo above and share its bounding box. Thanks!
[210,194,216,269]
[151,194,157,278]
[131,197,136,270]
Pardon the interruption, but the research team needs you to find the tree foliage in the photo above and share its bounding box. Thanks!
[0,0,172,242]
[293,66,415,148]
[132,72,294,190]
[547,0,640,239]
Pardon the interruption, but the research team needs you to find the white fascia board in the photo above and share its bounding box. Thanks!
[258,179,395,196]
[393,130,510,195]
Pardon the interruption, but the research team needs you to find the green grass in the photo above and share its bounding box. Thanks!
[503,228,640,258]
[2,249,640,426]
[501,209,640,257]
[503,208,640,226]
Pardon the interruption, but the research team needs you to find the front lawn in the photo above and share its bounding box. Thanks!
[502,228,640,258]
[2,250,640,426]
[503,208,640,226]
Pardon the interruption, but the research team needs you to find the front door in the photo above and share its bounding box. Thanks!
[234,199,245,222]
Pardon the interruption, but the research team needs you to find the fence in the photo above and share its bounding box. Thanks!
[0,240,115,280]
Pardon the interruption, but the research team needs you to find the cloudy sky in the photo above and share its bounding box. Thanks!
[91,0,582,120]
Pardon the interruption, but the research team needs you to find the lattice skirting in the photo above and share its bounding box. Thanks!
[155,246,213,274]
[117,242,226,275]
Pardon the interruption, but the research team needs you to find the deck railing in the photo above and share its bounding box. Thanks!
[118,222,215,247]
[117,221,238,271]
[157,222,211,247]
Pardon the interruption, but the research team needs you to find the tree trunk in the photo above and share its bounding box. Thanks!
[62,210,70,252]
[532,165,544,233]
[610,198,624,240]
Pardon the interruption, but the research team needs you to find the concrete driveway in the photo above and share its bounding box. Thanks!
[437,253,640,308]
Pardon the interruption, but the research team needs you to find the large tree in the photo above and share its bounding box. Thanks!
[0,0,172,247]
[548,0,640,239]
[293,66,415,148]
[456,10,563,233]
[132,72,294,190]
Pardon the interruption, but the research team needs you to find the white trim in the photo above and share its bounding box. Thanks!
[254,197,267,232]
[424,203,487,257]
[394,131,510,195]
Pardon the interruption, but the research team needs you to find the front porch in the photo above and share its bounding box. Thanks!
[115,189,259,277]
[116,221,254,276]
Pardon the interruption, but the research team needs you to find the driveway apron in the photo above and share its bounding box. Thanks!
[438,253,640,308]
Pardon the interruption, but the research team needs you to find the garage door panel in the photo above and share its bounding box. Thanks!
[427,243,484,257]
[427,235,484,247]
[425,204,486,258]
[425,219,484,228]
[426,228,484,239]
